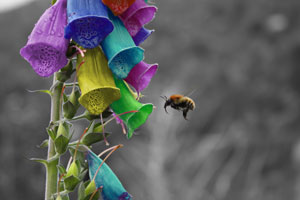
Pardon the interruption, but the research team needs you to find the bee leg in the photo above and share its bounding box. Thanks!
[164,107,168,114]
[183,109,189,120]
[164,101,168,113]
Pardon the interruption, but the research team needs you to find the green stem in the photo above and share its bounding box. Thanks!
[45,73,63,200]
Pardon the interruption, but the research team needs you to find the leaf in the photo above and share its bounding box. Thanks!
[56,71,71,82]
[93,123,104,133]
[84,180,96,196]
[64,175,80,191]
[46,127,56,140]
[83,193,99,200]
[87,120,96,134]
[69,89,81,108]
[63,101,77,119]
[78,169,88,180]
[55,135,69,155]
[78,181,100,200]
[81,132,111,146]
[83,180,100,200]
[66,161,79,177]
[82,108,113,121]
[30,158,48,167]
[53,190,70,200]
[27,89,52,96]
[37,139,48,148]
[61,60,73,72]
[63,122,71,136]
[63,93,68,103]
[78,182,86,200]
[62,195,70,200]
[57,122,68,138]
[58,181,65,196]
[69,149,86,168]
[57,164,67,175]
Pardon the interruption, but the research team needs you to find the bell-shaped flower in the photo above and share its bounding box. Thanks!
[102,0,136,16]
[120,0,157,36]
[87,150,132,200]
[77,47,121,115]
[110,76,153,138]
[20,0,69,77]
[125,61,158,94]
[101,11,144,79]
[132,27,154,46]
[64,0,114,49]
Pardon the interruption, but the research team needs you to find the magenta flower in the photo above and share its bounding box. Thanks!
[20,0,69,77]
[125,61,158,94]
[120,0,157,36]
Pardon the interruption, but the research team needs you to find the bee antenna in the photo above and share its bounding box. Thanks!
[160,95,167,101]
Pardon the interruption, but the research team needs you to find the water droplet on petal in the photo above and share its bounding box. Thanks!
[36,29,43,34]
[50,31,55,35]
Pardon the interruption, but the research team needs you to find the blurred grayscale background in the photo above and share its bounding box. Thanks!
[1,0,300,199]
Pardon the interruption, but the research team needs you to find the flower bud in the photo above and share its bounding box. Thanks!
[56,195,62,200]
[66,161,79,178]
[84,180,97,197]
[69,89,80,108]
[57,122,68,138]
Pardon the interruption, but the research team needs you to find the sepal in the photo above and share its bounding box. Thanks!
[54,134,70,155]
[37,139,48,148]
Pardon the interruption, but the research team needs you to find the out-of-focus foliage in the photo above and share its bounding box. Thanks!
[1,0,300,199]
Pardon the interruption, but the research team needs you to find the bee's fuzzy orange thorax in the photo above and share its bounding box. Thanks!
[170,94,184,100]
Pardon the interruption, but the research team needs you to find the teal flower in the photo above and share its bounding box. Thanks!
[87,150,132,200]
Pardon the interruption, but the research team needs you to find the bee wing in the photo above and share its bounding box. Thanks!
[183,88,198,97]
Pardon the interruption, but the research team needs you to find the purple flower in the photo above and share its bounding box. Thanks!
[132,27,154,46]
[20,0,69,77]
[125,61,158,94]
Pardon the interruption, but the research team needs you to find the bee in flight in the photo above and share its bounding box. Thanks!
[161,94,195,120]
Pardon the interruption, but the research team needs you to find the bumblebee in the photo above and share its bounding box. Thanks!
[161,94,195,120]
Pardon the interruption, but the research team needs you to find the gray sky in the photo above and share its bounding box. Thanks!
[0,0,36,12]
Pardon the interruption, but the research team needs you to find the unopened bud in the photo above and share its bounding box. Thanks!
[66,161,79,178]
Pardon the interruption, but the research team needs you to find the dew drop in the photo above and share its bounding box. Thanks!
[50,30,55,35]
[36,29,43,34]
